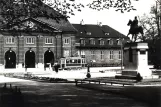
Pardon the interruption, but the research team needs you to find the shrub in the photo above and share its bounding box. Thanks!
[136,73,143,82]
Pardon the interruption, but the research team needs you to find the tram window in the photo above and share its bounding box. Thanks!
[74,59,78,63]
[66,60,70,63]
[70,59,73,63]
[82,59,84,63]
[78,59,81,63]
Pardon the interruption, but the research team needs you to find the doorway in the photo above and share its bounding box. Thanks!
[5,50,16,68]
[25,50,35,68]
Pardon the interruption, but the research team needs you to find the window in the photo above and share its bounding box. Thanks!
[45,38,53,44]
[110,51,114,60]
[81,50,85,58]
[116,39,121,45]
[26,38,35,44]
[118,51,121,60]
[101,51,104,59]
[78,59,81,63]
[80,39,85,45]
[64,38,70,44]
[82,59,86,64]
[86,32,91,35]
[91,51,95,59]
[66,59,70,63]
[105,33,109,35]
[64,50,70,57]
[6,37,15,44]
[107,39,113,45]
[99,39,104,45]
[89,39,95,45]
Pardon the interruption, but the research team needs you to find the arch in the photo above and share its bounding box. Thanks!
[44,50,54,66]
[5,50,16,68]
[25,50,35,68]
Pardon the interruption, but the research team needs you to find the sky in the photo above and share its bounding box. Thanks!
[68,0,155,35]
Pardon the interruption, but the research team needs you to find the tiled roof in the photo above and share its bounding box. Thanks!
[0,1,77,33]
[72,24,128,38]
[34,17,77,33]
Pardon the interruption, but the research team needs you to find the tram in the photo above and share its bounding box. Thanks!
[59,57,87,70]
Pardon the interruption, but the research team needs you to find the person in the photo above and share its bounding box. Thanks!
[132,16,138,29]
[54,62,59,73]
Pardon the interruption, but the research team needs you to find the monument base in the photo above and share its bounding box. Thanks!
[122,69,156,79]
[122,42,154,79]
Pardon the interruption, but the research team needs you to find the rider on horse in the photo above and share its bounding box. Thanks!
[127,16,144,42]
[133,16,138,29]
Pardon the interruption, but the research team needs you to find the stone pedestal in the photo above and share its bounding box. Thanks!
[122,42,152,78]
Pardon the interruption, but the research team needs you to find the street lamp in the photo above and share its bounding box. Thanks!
[120,37,124,70]
[55,35,58,61]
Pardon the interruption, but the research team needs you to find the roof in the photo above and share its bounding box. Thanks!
[34,17,77,33]
[72,24,128,39]
[0,1,77,33]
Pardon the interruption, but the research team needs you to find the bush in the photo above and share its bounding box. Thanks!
[136,73,143,82]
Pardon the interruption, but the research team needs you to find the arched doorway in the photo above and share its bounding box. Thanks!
[25,50,35,68]
[5,50,16,69]
[44,49,54,68]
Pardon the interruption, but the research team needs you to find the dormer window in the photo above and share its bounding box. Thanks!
[98,39,104,45]
[107,39,113,45]
[116,39,121,45]
[80,39,85,45]
[89,38,95,45]
[86,32,91,35]
[105,33,109,36]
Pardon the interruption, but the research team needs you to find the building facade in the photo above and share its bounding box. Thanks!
[73,23,129,67]
[0,17,78,68]
[0,2,129,69]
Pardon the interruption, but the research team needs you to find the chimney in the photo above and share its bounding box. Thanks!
[80,19,85,25]
[97,22,102,26]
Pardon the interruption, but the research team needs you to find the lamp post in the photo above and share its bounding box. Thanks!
[120,37,124,71]
[86,64,91,78]
[55,35,58,61]
[121,38,123,70]
[17,36,19,66]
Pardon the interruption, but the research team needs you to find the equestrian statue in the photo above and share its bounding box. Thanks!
[127,16,144,42]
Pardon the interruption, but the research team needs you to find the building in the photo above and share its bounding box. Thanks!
[0,2,78,69]
[0,2,129,69]
[73,23,129,67]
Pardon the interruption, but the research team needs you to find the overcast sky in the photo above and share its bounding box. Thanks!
[68,0,155,35]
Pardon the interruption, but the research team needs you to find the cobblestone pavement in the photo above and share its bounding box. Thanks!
[0,80,152,107]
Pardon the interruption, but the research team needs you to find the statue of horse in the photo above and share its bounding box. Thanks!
[127,19,144,42]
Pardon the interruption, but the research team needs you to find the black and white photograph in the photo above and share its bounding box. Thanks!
[0,0,160,107]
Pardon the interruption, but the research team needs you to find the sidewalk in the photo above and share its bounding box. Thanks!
[77,83,161,107]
